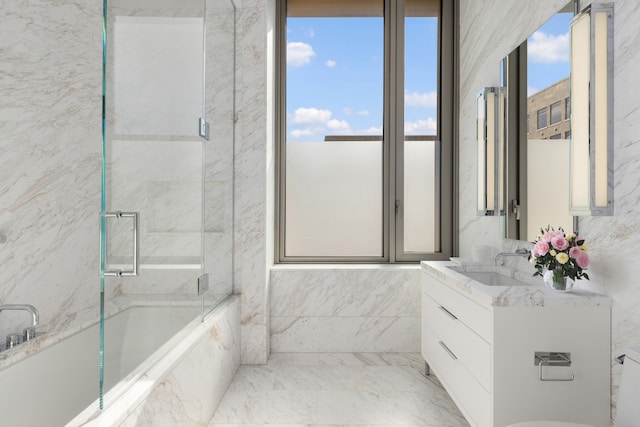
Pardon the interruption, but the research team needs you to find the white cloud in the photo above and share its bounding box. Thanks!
[405,91,438,107]
[405,118,437,135]
[364,126,383,135]
[292,107,332,124]
[528,31,569,63]
[327,119,351,131]
[326,59,336,68]
[356,110,370,116]
[290,128,319,138]
[287,42,315,66]
[528,85,540,96]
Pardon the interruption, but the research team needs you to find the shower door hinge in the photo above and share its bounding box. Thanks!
[197,274,210,296]
[198,118,210,141]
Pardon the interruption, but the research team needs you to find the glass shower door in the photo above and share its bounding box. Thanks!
[100,0,206,408]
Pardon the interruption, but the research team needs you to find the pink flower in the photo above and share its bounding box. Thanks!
[576,252,590,269]
[551,236,569,251]
[569,246,582,259]
[543,230,564,242]
[534,241,549,257]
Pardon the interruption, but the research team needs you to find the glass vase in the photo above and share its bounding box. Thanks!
[542,266,574,292]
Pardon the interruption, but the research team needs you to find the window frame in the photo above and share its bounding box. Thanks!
[275,0,457,263]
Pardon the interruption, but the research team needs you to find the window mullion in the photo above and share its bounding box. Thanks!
[393,0,407,262]
[385,0,398,262]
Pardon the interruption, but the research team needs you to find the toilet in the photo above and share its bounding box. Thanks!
[507,346,640,427]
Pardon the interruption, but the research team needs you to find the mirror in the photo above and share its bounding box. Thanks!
[501,2,575,241]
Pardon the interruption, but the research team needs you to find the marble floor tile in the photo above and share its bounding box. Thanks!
[209,353,469,427]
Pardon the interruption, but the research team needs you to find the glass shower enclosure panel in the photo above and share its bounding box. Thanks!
[101,0,206,407]
[203,0,235,314]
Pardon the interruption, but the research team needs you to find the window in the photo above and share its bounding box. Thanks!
[550,133,561,139]
[565,97,571,120]
[565,130,571,139]
[276,0,455,262]
[537,108,547,129]
[550,101,562,125]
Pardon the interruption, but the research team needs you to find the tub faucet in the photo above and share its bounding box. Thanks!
[0,304,39,327]
[494,248,530,265]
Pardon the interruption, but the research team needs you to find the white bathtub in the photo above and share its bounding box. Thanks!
[0,297,239,427]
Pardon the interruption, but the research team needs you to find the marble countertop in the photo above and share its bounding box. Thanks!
[421,260,612,308]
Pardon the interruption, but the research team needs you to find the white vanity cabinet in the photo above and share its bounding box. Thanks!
[421,261,611,427]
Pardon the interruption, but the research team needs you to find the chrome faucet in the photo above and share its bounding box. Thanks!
[494,248,530,265]
[0,304,39,327]
[0,304,39,350]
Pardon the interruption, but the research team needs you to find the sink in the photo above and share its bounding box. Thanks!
[447,266,532,287]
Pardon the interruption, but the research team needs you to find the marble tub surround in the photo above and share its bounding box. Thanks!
[71,296,240,427]
[270,265,421,353]
[209,352,469,426]
[422,261,612,308]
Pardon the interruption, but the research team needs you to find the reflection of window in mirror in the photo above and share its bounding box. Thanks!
[503,2,574,241]
[526,5,573,240]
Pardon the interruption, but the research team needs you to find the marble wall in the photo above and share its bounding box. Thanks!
[459,0,640,417]
[233,0,276,364]
[0,0,102,340]
[270,266,421,353]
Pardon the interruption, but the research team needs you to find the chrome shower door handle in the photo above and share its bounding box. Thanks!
[104,211,140,277]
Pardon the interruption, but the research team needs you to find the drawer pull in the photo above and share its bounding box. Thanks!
[438,341,458,360]
[439,305,458,320]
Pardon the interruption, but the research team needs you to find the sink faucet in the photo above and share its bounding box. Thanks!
[0,304,39,327]
[494,248,530,265]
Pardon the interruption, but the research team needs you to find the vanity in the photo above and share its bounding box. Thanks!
[421,261,611,427]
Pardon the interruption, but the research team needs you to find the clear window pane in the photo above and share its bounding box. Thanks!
[565,96,571,120]
[284,4,384,257]
[550,100,562,124]
[537,108,547,129]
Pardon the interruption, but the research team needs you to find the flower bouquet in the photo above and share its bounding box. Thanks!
[529,226,590,291]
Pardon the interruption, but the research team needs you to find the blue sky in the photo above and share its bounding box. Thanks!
[286,11,571,142]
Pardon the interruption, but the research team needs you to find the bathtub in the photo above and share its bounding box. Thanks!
[0,296,239,427]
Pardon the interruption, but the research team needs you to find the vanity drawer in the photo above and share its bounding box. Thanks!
[423,292,491,391]
[423,276,491,342]
[422,323,491,427]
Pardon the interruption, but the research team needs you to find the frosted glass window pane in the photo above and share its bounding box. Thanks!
[113,17,203,136]
[527,139,573,237]
[404,140,437,252]
[285,141,382,256]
